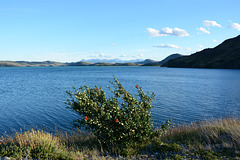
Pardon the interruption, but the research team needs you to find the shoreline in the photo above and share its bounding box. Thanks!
[1,117,240,159]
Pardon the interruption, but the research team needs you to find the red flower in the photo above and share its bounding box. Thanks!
[85,116,88,120]
[126,92,129,94]
[115,119,119,122]
[135,85,138,88]
[94,87,98,90]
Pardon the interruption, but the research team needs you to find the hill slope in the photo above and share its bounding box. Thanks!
[0,61,66,67]
[162,35,240,69]
[158,54,182,66]
[139,54,182,66]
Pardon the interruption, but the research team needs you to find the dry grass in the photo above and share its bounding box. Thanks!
[15,129,65,151]
[1,117,240,159]
[0,129,115,159]
[161,117,240,149]
[0,129,71,159]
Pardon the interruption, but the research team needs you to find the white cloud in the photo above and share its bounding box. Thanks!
[213,39,218,43]
[181,48,194,55]
[120,54,127,58]
[32,52,87,62]
[186,48,193,52]
[98,53,115,59]
[153,44,181,49]
[111,44,117,46]
[172,28,189,37]
[197,27,210,34]
[132,54,145,59]
[147,28,166,37]
[197,44,204,52]
[186,48,194,54]
[88,53,116,59]
[147,27,189,37]
[228,22,240,31]
[203,20,222,27]
[89,53,145,61]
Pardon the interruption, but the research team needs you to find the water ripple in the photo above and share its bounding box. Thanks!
[0,67,240,135]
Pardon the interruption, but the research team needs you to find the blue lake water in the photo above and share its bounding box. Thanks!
[0,66,240,135]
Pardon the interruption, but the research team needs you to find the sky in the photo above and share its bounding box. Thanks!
[0,0,240,62]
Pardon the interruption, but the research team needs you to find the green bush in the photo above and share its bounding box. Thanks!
[66,76,170,149]
[153,142,181,153]
[0,129,70,159]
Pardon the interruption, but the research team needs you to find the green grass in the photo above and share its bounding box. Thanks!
[1,117,240,159]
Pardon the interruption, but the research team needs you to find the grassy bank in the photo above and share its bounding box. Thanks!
[0,117,240,159]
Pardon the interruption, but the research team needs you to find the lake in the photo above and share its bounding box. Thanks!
[0,66,240,135]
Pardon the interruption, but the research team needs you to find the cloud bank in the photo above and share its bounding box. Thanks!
[203,20,222,27]
[197,27,210,34]
[228,22,240,31]
[153,44,181,49]
[147,27,189,37]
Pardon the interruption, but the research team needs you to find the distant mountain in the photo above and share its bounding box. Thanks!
[67,61,93,66]
[113,63,139,66]
[80,58,143,64]
[67,61,140,66]
[0,61,66,67]
[0,54,182,67]
[162,35,240,69]
[138,54,182,66]
[158,54,183,66]
[93,62,113,66]
[136,59,158,65]
[70,55,183,67]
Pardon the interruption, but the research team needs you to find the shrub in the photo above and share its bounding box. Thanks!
[0,129,70,159]
[66,76,170,149]
[153,142,181,153]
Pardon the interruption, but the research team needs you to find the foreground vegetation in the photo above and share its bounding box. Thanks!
[0,117,240,159]
[1,77,239,159]
[66,76,171,151]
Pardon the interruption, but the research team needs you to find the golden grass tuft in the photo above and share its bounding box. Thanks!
[15,129,65,152]
[1,129,71,159]
[161,117,240,148]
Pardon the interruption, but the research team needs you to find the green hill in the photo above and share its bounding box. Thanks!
[162,35,240,69]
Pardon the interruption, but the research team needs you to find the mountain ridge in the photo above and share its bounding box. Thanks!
[0,54,181,67]
[162,35,240,69]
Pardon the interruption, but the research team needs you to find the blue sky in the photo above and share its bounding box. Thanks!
[0,0,240,62]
